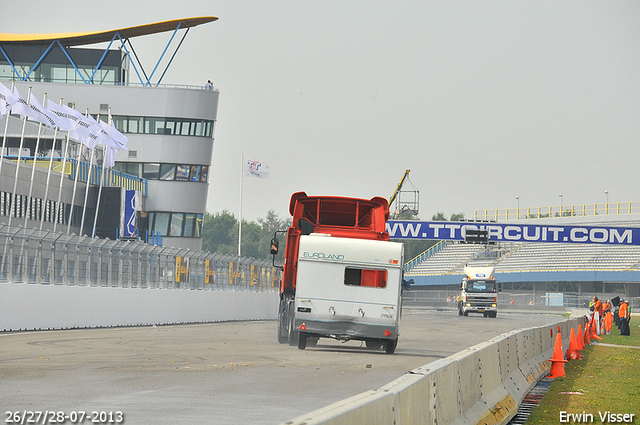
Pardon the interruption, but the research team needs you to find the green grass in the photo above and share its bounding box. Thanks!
[526,320,640,424]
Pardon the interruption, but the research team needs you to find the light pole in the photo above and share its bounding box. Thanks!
[605,190,609,214]
[516,196,520,219]
[559,194,563,216]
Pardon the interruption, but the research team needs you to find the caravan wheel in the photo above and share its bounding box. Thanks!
[384,338,398,354]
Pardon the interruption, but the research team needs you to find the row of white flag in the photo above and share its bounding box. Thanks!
[0,82,128,168]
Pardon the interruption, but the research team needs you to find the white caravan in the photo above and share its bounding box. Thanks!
[293,234,404,354]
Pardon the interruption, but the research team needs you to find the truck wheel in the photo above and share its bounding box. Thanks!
[458,308,463,316]
[298,333,307,350]
[384,338,398,354]
[463,311,468,316]
[490,312,497,318]
[288,306,299,346]
[277,298,289,344]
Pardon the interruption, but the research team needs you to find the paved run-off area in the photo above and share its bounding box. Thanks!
[1,309,564,424]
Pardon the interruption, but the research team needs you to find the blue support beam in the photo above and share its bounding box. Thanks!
[0,19,193,86]
[23,41,56,82]
[147,21,182,85]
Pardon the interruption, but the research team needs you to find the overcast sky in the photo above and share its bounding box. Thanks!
[4,1,640,223]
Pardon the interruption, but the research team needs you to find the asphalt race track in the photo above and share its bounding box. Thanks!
[0,308,565,424]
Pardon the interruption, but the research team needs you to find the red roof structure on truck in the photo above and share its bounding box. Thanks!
[289,191,389,239]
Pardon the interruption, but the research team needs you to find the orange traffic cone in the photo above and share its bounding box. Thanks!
[548,333,568,378]
[604,311,613,335]
[576,324,585,352]
[566,328,580,360]
[589,317,602,341]
[584,323,591,345]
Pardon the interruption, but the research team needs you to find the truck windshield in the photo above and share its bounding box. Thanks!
[466,281,496,293]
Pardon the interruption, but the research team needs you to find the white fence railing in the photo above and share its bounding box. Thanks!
[0,223,281,292]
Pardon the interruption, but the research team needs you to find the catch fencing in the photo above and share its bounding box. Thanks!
[0,223,281,292]
[402,289,639,311]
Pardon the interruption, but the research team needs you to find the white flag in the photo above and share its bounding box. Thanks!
[28,92,60,129]
[243,155,269,179]
[46,99,76,132]
[58,104,94,146]
[100,120,128,151]
[0,82,17,117]
[71,110,101,149]
[104,145,118,169]
[11,87,36,120]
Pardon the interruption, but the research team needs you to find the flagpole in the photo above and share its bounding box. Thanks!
[40,98,63,231]
[92,110,111,238]
[24,93,48,228]
[8,86,32,227]
[54,131,71,233]
[0,80,16,280]
[67,134,84,234]
[0,80,16,179]
[78,146,94,236]
[238,152,243,256]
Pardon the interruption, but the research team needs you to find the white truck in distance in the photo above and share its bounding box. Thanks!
[458,266,499,318]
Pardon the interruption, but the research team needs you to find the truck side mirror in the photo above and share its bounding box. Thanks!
[270,238,279,255]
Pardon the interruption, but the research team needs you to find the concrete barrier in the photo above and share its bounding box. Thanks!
[0,282,278,331]
[281,316,588,425]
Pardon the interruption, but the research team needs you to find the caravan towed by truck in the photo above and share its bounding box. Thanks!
[271,192,404,354]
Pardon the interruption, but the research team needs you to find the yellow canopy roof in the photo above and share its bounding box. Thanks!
[0,17,218,46]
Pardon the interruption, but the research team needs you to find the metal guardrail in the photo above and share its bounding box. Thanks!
[402,289,639,311]
[4,156,148,197]
[475,202,640,221]
[403,240,445,271]
[0,223,280,292]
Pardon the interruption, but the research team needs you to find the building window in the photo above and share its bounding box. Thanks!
[110,115,214,138]
[159,164,176,180]
[114,162,208,183]
[200,166,208,182]
[184,214,196,237]
[149,211,204,238]
[195,214,203,237]
[175,165,189,181]
[189,165,200,182]
[169,213,184,236]
[142,163,160,180]
[152,212,171,236]
[114,162,142,178]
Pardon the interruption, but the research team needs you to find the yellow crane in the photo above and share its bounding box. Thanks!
[389,170,419,219]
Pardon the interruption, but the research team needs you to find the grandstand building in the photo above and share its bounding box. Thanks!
[403,209,640,300]
[0,17,219,250]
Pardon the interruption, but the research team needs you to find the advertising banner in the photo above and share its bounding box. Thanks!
[175,256,189,283]
[205,260,216,285]
[123,190,140,238]
[386,220,640,246]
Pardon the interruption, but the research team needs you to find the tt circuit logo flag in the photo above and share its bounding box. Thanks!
[243,155,269,179]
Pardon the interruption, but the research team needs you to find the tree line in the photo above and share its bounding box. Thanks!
[200,209,465,262]
[201,210,291,260]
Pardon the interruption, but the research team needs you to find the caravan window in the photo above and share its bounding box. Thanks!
[344,267,387,288]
